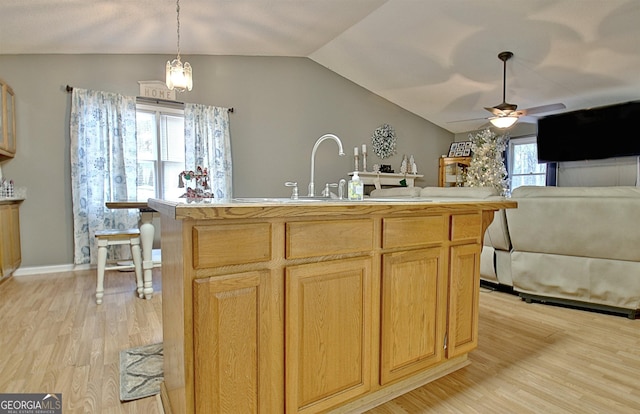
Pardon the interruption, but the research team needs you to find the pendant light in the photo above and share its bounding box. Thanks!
[166,0,193,92]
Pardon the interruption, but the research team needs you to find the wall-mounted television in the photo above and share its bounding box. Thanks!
[536,100,640,163]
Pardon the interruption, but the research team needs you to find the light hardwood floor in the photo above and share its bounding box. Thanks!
[0,269,163,413]
[1,270,639,413]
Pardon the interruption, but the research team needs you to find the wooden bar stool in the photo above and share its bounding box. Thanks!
[95,229,143,305]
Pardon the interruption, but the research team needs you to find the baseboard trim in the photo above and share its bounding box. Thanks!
[13,263,90,276]
[12,249,162,277]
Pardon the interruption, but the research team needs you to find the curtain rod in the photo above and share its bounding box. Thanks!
[65,85,234,113]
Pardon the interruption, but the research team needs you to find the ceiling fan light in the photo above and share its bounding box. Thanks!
[489,115,518,128]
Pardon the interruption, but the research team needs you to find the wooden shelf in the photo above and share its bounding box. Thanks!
[438,157,471,187]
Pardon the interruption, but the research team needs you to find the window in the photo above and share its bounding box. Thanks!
[136,103,185,200]
[508,136,546,191]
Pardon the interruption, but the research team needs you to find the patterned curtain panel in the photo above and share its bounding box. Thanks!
[184,104,233,199]
[70,88,139,265]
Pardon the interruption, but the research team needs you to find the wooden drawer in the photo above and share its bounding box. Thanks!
[382,216,445,249]
[193,223,272,268]
[286,219,373,259]
[450,213,482,242]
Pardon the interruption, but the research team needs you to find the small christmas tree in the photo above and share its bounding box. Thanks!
[466,129,509,195]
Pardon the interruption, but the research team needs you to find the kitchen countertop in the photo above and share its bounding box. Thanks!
[0,198,24,205]
[148,197,517,221]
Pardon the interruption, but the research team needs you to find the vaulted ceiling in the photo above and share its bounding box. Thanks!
[2,0,640,133]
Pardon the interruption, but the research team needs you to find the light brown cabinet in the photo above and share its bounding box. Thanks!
[439,156,471,187]
[153,199,513,414]
[447,243,482,358]
[0,202,21,279]
[286,257,373,413]
[193,270,270,413]
[380,247,446,385]
[0,78,16,158]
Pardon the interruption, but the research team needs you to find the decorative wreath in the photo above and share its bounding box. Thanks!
[371,123,397,159]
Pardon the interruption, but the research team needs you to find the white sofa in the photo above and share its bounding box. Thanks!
[370,185,640,318]
[506,186,640,318]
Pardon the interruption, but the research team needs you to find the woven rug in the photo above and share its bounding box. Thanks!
[119,342,164,401]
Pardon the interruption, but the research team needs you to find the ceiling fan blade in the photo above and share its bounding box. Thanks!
[447,116,488,124]
[484,106,505,116]
[517,115,538,124]
[520,103,566,116]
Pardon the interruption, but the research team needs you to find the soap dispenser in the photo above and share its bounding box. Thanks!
[348,172,364,201]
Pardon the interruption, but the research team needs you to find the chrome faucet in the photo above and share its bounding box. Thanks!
[285,181,298,199]
[308,134,345,197]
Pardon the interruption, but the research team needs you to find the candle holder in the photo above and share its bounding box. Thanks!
[354,155,360,172]
[362,153,367,172]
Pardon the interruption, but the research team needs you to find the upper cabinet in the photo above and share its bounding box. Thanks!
[0,78,16,158]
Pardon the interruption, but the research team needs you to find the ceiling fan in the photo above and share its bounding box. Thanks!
[454,51,566,128]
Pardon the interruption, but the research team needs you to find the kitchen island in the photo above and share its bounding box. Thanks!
[149,197,516,414]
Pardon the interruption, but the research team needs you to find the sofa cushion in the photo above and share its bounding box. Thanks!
[484,209,511,250]
[419,187,499,199]
[369,187,421,198]
[508,186,640,262]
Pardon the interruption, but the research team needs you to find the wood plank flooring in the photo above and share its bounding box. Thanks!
[0,269,163,413]
[1,270,639,413]
[368,288,640,414]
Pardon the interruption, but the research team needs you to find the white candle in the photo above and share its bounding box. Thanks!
[354,146,359,156]
[362,144,367,154]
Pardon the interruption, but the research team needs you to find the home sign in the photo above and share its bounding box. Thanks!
[138,80,177,101]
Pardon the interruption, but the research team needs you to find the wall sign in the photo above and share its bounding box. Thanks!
[138,80,176,101]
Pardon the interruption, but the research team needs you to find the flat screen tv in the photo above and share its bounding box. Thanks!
[536,100,640,163]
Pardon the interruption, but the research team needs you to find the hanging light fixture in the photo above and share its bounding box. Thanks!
[489,115,518,129]
[166,0,193,92]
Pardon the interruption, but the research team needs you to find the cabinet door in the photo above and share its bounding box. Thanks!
[286,258,372,414]
[193,270,270,414]
[0,205,10,277]
[9,204,20,270]
[0,204,20,277]
[447,243,481,358]
[5,85,15,155]
[0,81,16,157]
[380,247,446,384]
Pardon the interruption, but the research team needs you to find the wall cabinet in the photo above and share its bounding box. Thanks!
[0,78,16,158]
[154,199,510,414]
[439,156,471,187]
[0,202,21,279]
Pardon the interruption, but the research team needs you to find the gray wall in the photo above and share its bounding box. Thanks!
[0,54,453,268]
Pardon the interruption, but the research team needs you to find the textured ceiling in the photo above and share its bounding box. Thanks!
[2,0,640,133]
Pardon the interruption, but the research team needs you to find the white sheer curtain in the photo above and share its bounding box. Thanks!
[184,103,233,199]
[69,88,140,265]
